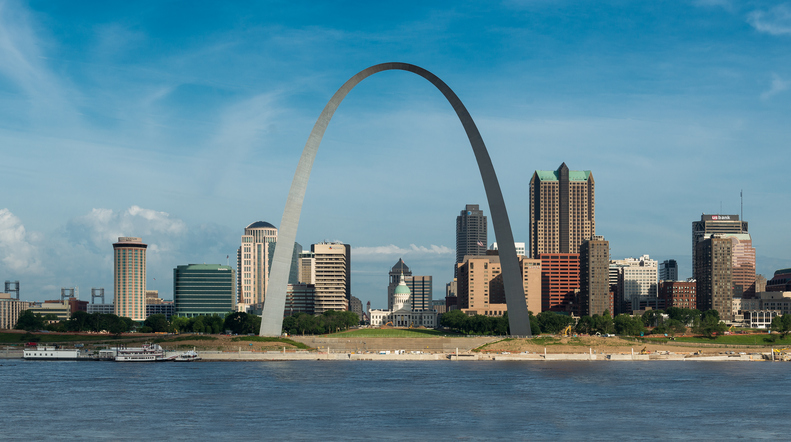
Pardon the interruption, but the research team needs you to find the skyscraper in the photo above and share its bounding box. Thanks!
[312,242,350,313]
[237,221,277,307]
[530,163,595,258]
[692,215,747,276]
[692,214,754,297]
[540,253,580,313]
[456,204,487,264]
[580,236,611,316]
[113,237,147,321]
[695,234,733,320]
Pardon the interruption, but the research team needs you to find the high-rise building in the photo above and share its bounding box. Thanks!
[540,253,580,313]
[173,264,236,318]
[285,283,316,315]
[530,163,595,258]
[387,258,412,310]
[659,260,678,281]
[692,214,747,277]
[113,237,147,321]
[456,204,487,264]
[312,242,350,313]
[610,255,658,313]
[406,276,432,312]
[455,255,540,317]
[580,236,611,316]
[728,234,756,298]
[237,221,278,307]
[695,235,733,320]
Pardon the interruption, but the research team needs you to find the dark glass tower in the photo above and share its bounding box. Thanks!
[456,204,487,264]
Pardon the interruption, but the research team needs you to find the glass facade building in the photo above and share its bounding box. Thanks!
[174,264,236,318]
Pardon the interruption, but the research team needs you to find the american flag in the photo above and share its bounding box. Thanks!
[477,240,484,247]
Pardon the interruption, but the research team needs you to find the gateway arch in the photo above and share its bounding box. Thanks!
[260,62,532,337]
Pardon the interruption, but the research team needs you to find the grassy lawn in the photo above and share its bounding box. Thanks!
[327,328,462,338]
[231,336,312,349]
[642,334,789,346]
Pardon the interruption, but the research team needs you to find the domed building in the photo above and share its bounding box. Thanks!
[370,273,437,328]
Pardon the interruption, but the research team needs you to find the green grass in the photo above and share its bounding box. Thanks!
[231,336,312,349]
[642,334,787,346]
[473,338,513,352]
[0,332,124,344]
[326,328,462,338]
[153,335,218,343]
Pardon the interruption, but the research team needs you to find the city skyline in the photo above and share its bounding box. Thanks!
[2,2,791,308]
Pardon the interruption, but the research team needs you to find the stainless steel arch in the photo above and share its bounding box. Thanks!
[260,62,531,336]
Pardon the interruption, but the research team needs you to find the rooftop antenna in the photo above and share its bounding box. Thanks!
[740,189,743,220]
[720,201,722,215]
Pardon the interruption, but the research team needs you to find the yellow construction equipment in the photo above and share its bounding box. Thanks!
[561,325,573,337]
[640,347,649,355]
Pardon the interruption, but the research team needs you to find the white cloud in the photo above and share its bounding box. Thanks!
[68,205,187,253]
[353,244,453,257]
[761,73,790,100]
[748,4,791,35]
[0,208,42,274]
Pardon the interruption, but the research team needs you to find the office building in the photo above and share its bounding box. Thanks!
[456,204,487,264]
[540,253,580,313]
[285,283,316,315]
[146,303,174,320]
[610,255,658,312]
[237,221,277,307]
[580,236,611,316]
[692,214,747,277]
[456,255,541,317]
[87,303,114,314]
[728,234,756,298]
[113,237,147,321]
[145,290,164,304]
[28,301,71,322]
[659,260,678,281]
[695,235,733,320]
[312,242,350,313]
[173,264,236,318]
[659,280,696,310]
[530,163,595,258]
[0,293,32,329]
[738,291,791,328]
[767,268,791,292]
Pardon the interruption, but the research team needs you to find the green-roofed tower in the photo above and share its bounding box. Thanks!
[530,162,595,258]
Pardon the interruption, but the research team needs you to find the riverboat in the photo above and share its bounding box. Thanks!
[23,346,81,360]
[115,344,166,362]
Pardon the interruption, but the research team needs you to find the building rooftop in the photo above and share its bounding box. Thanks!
[534,170,591,181]
[246,221,277,229]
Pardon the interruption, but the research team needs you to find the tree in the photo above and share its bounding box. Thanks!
[536,311,575,334]
[694,309,727,338]
[575,316,594,335]
[15,310,45,332]
[144,314,169,333]
[591,311,614,335]
[613,314,646,336]
[770,314,791,340]
[641,310,663,327]
[66,311,91,332]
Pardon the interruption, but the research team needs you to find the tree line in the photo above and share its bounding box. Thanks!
[282,311,360,335]
[440,307,732,337]
[15,310,135,335]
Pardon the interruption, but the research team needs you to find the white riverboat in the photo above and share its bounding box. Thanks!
[24,346,81,360]
[115,344,166,362]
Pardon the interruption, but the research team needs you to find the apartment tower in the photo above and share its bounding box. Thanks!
[530,163,594,258]
[580,236,611,316]
[695,234,733,320]
[312,242,350,313]
[113,237,147,321]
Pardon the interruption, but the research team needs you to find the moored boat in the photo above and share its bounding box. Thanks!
[115,344,166,362]
[172,350,201,362]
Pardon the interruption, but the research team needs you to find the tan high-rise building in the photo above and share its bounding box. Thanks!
[529,162,595,258]
[455,255,541,316]
[580,236,611,316]
[237,221,278,307]
[113,237,147,321]
[312,242,349,313]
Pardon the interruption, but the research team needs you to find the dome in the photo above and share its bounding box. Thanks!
[395,282,411,296]
[246,221,277,230]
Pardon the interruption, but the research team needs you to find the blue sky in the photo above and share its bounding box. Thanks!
[1,0,790,307]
